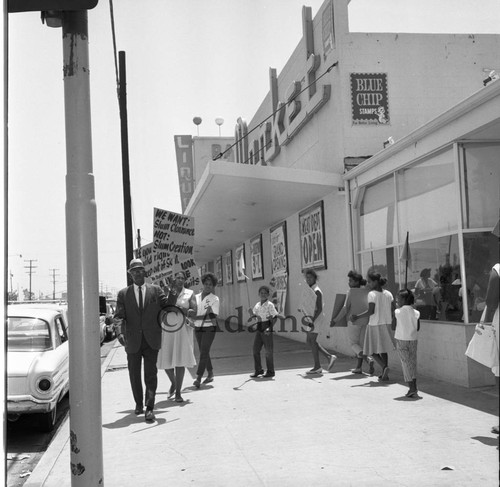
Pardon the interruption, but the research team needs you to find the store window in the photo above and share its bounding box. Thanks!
[359,176,396,250]
[461,143,500,230]
[397,150,457,241]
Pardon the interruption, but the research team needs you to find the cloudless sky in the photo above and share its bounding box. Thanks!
[7,0,500,297]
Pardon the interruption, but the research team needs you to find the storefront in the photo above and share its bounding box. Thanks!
[344,81,500,387]
[181,0,500,386]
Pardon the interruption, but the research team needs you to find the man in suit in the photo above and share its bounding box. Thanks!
[114,258,170,422]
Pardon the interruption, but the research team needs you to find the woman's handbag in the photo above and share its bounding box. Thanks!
[465,323,498,369]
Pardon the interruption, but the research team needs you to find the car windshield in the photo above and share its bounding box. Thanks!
[7,317,52,352]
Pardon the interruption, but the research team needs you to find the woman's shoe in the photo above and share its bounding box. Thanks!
[175,395,184,403]
[193,378,201,389]
[306,367,323,375]
[491,425,499,435]
[352,368,363,374]
[168,384,176,397]
[405,389,418,397]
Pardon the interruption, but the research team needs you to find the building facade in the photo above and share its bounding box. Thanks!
[183,0,500,386]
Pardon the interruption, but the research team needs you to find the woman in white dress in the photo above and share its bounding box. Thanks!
[157,271,196,402]
[483,263,499,434]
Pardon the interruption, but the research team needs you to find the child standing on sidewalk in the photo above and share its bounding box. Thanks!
[248,286,279,378]
[394,289,420,397]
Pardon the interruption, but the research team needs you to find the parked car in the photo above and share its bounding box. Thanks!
[100,296,116,341]
[7,303,70,432]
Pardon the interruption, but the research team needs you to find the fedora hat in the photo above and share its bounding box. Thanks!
[128,258,145,271]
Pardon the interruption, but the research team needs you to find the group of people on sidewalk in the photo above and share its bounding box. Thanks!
[296,269,420,398]
[113,259,220,423]
[113,257,499,425]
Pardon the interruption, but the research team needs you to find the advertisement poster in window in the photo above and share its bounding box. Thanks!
[250,235,264,280]
[223,250,233,285]
[270,222,288,276]
[299,201,327,271]
[270,222,288,315]
[215,256,223,286]
[235,244,247,282]
[350,73,389,125]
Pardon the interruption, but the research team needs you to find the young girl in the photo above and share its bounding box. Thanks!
[300,270,337,374]
[248,286,279,378]
[395,289,421,397]
[351,271,394,381]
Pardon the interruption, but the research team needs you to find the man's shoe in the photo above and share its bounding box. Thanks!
[327,355,337,372]
[250,370,264,378]
[263,371,275,378]
[306,367,323,375]
[145,409,155,423]
[352,368,363,374]
[203,373,214,384]
[134,406,144,415]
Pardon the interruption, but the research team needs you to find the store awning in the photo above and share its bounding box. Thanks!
[185,161,343,263]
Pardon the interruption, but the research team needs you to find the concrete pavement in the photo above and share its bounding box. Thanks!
[25,326,499,486]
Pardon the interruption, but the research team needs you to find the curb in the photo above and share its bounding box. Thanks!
[24,342,120,487]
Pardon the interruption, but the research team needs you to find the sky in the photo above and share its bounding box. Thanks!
[6,0,500,298]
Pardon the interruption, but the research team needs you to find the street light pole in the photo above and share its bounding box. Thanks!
[62,10,103,486]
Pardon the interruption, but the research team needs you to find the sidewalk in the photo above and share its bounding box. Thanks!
[25,327,499,486]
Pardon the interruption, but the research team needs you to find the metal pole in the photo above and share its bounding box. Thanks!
[118,51,134,284]
[62,10,103,486]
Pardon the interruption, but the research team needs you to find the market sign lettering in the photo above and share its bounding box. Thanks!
[350,73,389,125]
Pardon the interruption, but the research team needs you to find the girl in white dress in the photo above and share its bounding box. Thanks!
[157,271,196,402]
[351,271,395,381]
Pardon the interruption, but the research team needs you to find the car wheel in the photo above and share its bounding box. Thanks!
[39,405,57,432]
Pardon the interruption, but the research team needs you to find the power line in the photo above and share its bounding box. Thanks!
[212,61,338,162]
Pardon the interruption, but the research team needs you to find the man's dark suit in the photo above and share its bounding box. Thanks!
[114,283,169,411]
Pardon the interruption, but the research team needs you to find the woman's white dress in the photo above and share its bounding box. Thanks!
[157,287,196,369]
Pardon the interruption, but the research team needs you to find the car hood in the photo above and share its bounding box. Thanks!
[8,351,45,377]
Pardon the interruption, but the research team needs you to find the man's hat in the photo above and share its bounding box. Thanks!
[128,258,145,271]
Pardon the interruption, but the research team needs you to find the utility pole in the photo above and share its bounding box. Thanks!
[136,228,141,257]
[62,9,103,486]
[49,268,60,300]
[118,51,134,284]
[24,259,37,300]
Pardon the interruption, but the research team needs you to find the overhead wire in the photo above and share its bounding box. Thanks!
[212,61,338,163]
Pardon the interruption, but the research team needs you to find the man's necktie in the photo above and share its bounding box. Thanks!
[139,286,143,311]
